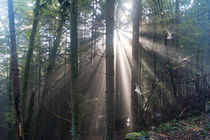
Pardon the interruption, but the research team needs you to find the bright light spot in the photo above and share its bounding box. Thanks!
[135,84,142,95]
[190,0,194,6]
[96,9,101,15]
[126,117,130,127]
[123,1,132,10]
[167,32,173,40]
[181,0,194,10]
[1,16,5,19]
[27,3,33,7]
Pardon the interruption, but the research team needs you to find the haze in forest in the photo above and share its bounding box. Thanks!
[0,0,209,140]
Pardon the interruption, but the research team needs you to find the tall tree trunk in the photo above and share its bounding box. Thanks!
[208,7,210,74]
[105,0,115,139]
[195,44,200,94]
[37,36,41,111]
[7,0,25,139]
[7,58,14,140]
[131,0,140,130]
[164,34,178,98]
[91,0,96,61]
[203,2,210,75]
[175,0,179,48]
[208,3,210,44]
[70,0,79,139]
[195,5,200,95]
[22,0,40,116]
[33,8,67,140]
[46,15,66,75]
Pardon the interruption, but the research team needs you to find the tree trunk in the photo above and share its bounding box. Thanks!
[7,0,25,139]
[208,8,210,74]
[175,0,179,48]
[195,5,200,95]
[91,0,96,61]
[33,8,67,140]
[131,0,140,130]
[24,89,36,139]
[208,8,210,47]
[70,0,80,139]
[7,58,14,140]
[22,0,40,116]
[47,15,66,75]
[164,34,178,98]
[105,0,115,139]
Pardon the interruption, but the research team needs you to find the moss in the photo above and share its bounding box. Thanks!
[140,131,149,137]
[125,132,145,140]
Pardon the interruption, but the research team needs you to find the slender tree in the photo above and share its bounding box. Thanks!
[131,0,141,130]
[39,0,68,110]
[7,0,24,139]
[203,0,210,75]
[195,3,200,95]
[175,0,180,49]
[22,0,40,115]
[208,3,210,54]
[105,0,115,139]
[33,2,68,139]
[7,58,14,140]
[45,2,68,76]
[164,31,178,98]
[70,0,80,139]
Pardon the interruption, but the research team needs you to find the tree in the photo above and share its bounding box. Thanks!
[175,0,180,49]
[22,0,40,117]
[208,2,210,60]
[131,0,141,130]
[70,0,79,139]
[7,56,15,140]
[105,0,115,139]
[7,0,24,139]
[33,1,69,139]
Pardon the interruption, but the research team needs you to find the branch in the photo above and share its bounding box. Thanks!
[176,106,188,120]
[44,101,71,123]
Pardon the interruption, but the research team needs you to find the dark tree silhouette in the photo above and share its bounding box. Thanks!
[8,0,24,139]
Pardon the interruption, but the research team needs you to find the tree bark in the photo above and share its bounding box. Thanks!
[195,4,200,95]
[208,8,210,71]
[131,0,140,130]
[7,58,14,140]
[105,0,115,139]
[175,0,179,48]
[8,0,25,139]
[22,0,40,116]
[70,0,80,139]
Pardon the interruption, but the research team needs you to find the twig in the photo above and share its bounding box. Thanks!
[176,106,188,120]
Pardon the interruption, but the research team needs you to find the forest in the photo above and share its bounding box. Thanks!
[0,0,210,139]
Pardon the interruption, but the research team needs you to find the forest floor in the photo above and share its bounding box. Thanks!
[84,112,210,140]
[142,112,210,140]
